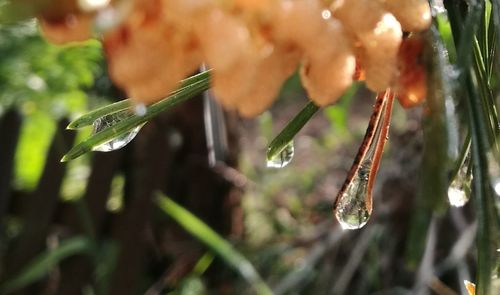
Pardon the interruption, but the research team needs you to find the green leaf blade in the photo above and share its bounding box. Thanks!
[155,194,273,295]
[62,72,211,161]
[0,236,92,294]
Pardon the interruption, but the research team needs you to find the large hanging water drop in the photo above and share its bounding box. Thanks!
[448,151,472,207]
[335,160,372,229]
[334,91,394,230]
[267,141,294,168]
[92,110,144,152]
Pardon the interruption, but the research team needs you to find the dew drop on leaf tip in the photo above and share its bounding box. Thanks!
[91,111,144,152]
[447,157,472,207]
[447,186,469,207]
[266,141,295,169]
[334,167,372,230]
[332,90,395,230]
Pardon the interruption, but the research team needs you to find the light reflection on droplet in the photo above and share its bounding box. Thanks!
[333,91,394,231]
[335,160,371,230]
[448,186,468,207]
[267,141,294,168]
[448,151,472,207]
[494,179,500,196]
[92,110,144,152]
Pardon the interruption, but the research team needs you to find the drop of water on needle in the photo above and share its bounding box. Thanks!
[267,141,294,168]
[333,90,394,230]
[335,160,372,230]
[448,152,472,207]
[92,110,144,152]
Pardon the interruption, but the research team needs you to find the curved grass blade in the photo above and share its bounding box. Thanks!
[0,236,92,294]
[61,73,210,162]
[266,102,318,163]
[155,194,273,295]
[67,71,212,130]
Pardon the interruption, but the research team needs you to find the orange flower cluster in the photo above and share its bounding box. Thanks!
[38,0,431,117]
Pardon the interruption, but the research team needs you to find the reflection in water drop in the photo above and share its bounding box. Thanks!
[92,110,144,152]
[334,91,394,230]
[494,179,500,196]
[448,151,472,207]
[267,141,294,168]
[335,160,371,229]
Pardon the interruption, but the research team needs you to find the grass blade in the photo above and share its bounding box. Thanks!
[155,194,273,295]
[465,72,499,295]
[67,71,212,130]
[0,236,92,294]
[67,99,131,130]
[266,84,358,162]
[61,72,211,162]
[445,2,500,293]
[266,102,319,162]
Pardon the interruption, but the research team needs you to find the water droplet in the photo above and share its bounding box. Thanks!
[92,110,144,152]
[333,91,394,230]
[335,160,372,230]
[448,151,472,207]
[493,179,500,196]
[267,141,294,168]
